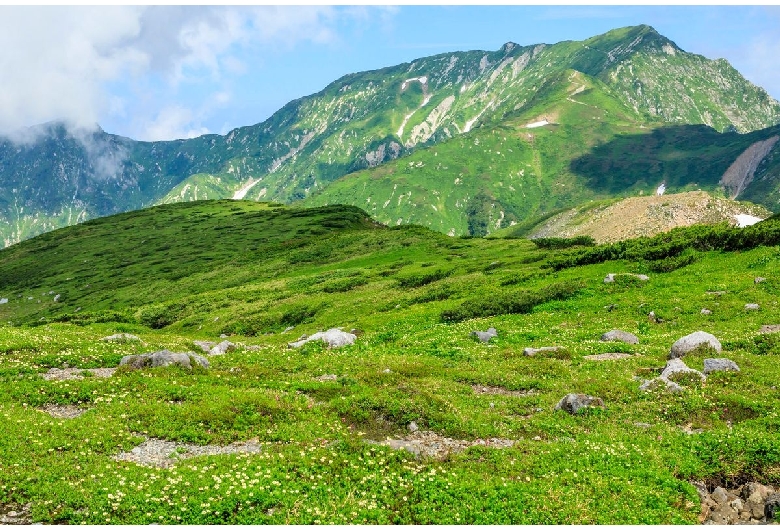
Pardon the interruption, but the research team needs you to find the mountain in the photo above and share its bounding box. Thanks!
[1,25,780,244]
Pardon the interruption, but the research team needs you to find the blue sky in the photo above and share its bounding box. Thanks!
[1,5,779,141]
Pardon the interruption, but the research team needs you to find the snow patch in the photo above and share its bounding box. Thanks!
[735,214,764,228]
[525,120,549,129]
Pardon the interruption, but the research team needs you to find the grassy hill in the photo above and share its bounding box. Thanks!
[1,200,780,523]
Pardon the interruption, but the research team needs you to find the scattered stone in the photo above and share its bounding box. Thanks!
[472,385,536,397]
[0,503,32,524]
[701,308,712,315]
[759,325,780,334]
[100,333,141,342]
[282,326,295,333]
[114,436,263,468]
[288,328,357,349]
[523,346,562,357]
[471,327,498,343]
[670,331,722,359]
[532,435,542,441]
[42,367,116,381]
[0,298,7,304]
[583,352,633,361]
[382,368,392,374]
[219,334,228,338]
[371,430,516,460]
[755,277,767,284]
[703,358,740,374]
[119,350,209,371]
[680,423,705,435]
[634,422,652,429]
[408,421,419,433]
[604,304,617,311]
[604,273,649,283]
[745,303,760,311]
[554,393,604,414]
[39,404,88,419]
[600,330,639,344]
[648,311,663,324]
[698,481,780,524]
[53,294,61,302]
[706,290,727,296]
[315,374,338,382]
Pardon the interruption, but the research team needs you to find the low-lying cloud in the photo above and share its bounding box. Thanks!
[0,6,364,143]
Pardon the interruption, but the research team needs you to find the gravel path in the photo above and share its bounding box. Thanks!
[41,367,116,381]
[114,436,264,468]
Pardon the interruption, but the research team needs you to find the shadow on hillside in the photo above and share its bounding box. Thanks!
[568,124,779,195]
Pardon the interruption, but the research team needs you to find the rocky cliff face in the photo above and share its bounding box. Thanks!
[1,25,779,245]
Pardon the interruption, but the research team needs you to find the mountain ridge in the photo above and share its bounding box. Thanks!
[1,24,780,244]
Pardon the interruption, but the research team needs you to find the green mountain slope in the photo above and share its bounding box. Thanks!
[304,68,780,236]
[1,25,779,245]
[2,200,780,523]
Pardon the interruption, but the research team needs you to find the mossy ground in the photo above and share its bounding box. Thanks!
[0,200,779,523]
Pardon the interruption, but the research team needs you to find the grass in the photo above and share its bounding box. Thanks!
[0,200,780,523]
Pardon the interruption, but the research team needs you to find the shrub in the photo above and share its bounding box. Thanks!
[532,236,596,249]
[440,280,583,322]
[395,269,452,289]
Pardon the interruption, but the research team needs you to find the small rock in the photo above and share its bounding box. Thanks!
[712,486,730,504]
[600,330,639,344]
[745,303,760,311]
[604,273,649,284]
[648,311,663,323]
[670,331,722,359]
[532,435,542,441]
[755,277,766,284]
[0,298,7,304]
[634,422,652,429]
[315,374,338,382]
[382,368,392,374]
[282,326,295,334]
[220,333,228,338]
[471,327,498,343]
[408,421,419,433]
[703,358,740,374]
[554,393,604,414]
[701,308,712,315]
[53,294,61,302]
[523,346,561,357]
[759,325,780,334]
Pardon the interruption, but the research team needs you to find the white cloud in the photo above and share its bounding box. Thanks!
[143,106,210,142]
[0,6,378,142]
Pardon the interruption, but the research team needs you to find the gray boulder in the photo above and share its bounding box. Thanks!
[755,277,766,284]
[604,273,649,284]
[471,327,498,343]
[209,340,235,356]
[120,350,209,370]
[639,377,684,394]
[703,358,740,374]
[661,358,706,383]
[701,308,712,315]
[600,330,639,344]
[288,328,357,349]
[100,333,141,342]
[554,393,604,414]
[669,331,722,359]
[745,303,760,311]
[523,346,562,357]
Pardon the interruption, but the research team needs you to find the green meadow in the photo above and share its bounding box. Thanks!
[0,200,779,523]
